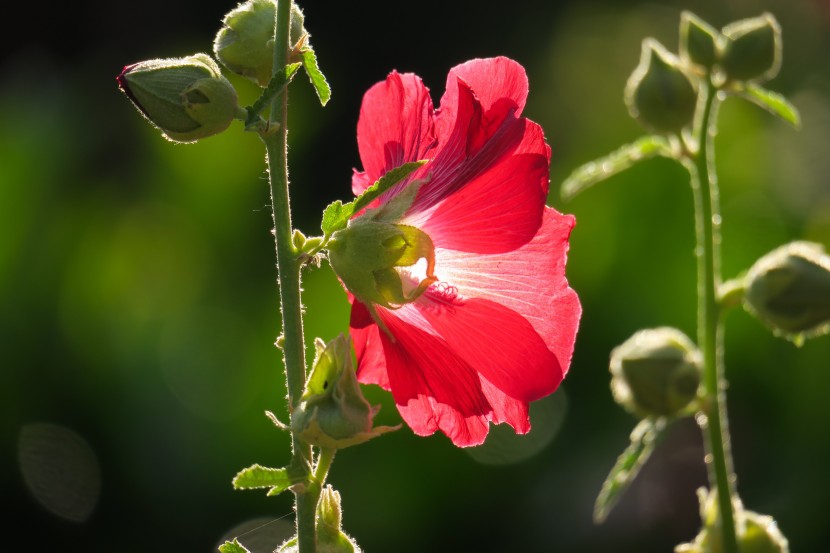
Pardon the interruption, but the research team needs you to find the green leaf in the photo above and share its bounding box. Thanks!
[321,200,355,237]
[219,538,251,553]
[245,62,303,127]
[737,83,801,129]
[561,135,672,201]
[594,418,668,524]
[302,48,331,106]
[232,464,291,495]
[351,160,428,215]
[320,160,428,238]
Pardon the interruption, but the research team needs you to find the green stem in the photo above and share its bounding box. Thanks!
[689,79,739,553]
[262,1,316,551]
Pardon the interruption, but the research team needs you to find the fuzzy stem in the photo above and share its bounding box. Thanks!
[689,78,739,553]
[262,0,315,551]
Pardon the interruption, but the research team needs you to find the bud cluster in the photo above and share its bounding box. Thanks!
[625,12,782,134]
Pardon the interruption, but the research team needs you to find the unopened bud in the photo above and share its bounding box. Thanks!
[720,13,782,83]
[743,241,830,343]
[610,327,702,418]
[291,335,399,449]
[676,488,789,553]
[214,0,307,87]
[625,39,698,134]
[680,12,720,71]
[117,54,238,143]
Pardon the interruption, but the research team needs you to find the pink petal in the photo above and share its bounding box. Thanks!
[354,71,437,193]
[479,375,530,434]
[434,208,582,377]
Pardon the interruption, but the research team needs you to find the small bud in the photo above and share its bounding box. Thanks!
[680,12,720,71]
[610,327,702,418]
[315,486,359,552]
[720,13,782,83]
[291,334,399,449]
[676,488,789,553]
[743,241,830,343]
[214,0,307,87]
[117,54,238,143]
[625,39,698,134]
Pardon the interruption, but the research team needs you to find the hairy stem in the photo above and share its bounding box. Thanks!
[689,79,739,553]
[263,0,315,551]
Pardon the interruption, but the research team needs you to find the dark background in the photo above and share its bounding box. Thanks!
[3,0,830,551]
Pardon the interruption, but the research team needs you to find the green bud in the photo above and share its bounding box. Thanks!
[316,485,359,552]
[743,241,830,343]
[676,488,789,553]
[625,39,698,134]
[610,327,702,418]
[291,334,399,449]
[721,13,782,83]
[214,0,307,87]
[327,214,437,311]
[117,54,238,143]
[680,12,720,71]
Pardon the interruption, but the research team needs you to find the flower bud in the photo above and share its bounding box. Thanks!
[743,241,830,343]
[291,334,399,449]
[720,13,782,83]
[327,212,437,311]
[625,39,698,134]
[610,327,702,418]
[214,0,307,87]
[316,485,359,552]
[680,12,720,71]
[116,54,238,143]
[676,488,789,553]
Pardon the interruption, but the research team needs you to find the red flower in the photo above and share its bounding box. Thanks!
[346,57,581,447]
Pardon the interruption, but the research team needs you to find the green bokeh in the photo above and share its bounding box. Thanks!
[2,0,829,551]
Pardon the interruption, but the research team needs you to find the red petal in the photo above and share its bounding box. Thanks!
[434,208,582,376]
[355,72,437,188]
[409,295,562,402]
[410,126,548,254]
[376,308,494,446]
[479,375,530,433]
[349,299,390,389]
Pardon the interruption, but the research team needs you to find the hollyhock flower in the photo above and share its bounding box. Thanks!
[335,57,581,447]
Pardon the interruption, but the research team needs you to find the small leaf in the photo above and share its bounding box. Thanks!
[302,48,331,106]
[594,417,668,524]
[736,83,801,129]
[219,539,251,553]
[351,160,428,215]
[232,464,291,494]
[321,160,428,238]
[321,200,355,237]
[245,62,302,127]
[561,135,672,201]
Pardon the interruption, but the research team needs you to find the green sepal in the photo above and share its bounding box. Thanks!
[232,463,292,496]
[733,83,801,129]
[321,160,428,237]
[219,538,251,553]
[301,48,331,106]
[721,13,782,83]
[594,417,668,524]
[560,135,673,200]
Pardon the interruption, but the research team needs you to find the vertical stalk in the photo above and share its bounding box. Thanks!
[262,1,315,551]
[689,78,739,553]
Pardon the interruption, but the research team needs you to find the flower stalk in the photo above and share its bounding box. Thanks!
[687,77,739,553]
[261,0,314,550]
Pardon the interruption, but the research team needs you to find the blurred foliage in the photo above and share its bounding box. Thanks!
[2,0,829,551]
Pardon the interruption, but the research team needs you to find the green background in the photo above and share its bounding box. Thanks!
[3,0,829,550]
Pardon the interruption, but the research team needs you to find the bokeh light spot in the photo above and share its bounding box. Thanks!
[466,389,568,465]
[17,423,101,523]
